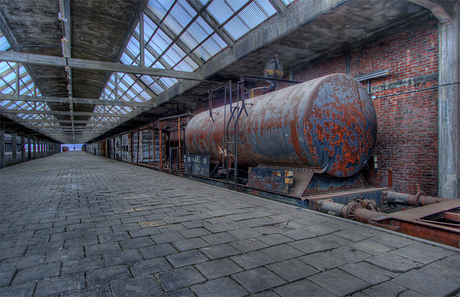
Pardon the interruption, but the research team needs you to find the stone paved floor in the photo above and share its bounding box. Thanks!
[1,152,459,297]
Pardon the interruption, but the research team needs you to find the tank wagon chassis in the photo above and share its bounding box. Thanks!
[86,74,459,248]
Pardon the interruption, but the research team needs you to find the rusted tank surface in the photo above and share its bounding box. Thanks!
[185,74,377,177]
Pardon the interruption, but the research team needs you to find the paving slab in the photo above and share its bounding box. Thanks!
[191,277,248,297]
[308,268,370,296]
[1,152,459,297]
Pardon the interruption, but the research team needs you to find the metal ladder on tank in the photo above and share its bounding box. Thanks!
[209,80,247,189]
[225,79,247,189]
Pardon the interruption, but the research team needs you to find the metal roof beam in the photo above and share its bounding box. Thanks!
[0,94,153,107]
[0,108,134,118]
[0,51,204,81]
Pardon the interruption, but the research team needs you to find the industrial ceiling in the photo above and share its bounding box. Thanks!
[0,0,450,144]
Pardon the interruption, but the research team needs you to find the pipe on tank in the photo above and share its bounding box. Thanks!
[185,74,377,178]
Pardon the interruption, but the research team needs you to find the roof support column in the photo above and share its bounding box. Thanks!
[11,131,17,163]
[33,137,37,159]
[139,12,145,67]
[27,134,31,160]
[438,2,459,199]
[21,133,25,162]
[0,126,5,168]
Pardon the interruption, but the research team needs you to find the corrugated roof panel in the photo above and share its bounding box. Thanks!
[165,0,194,35]
[164,44,185,67]
[150,82,164,94]
[0,61,10,73]
[226,0,246,11]
[148,0,175,20]
[181,31,198,50]
[120,53,133,65]
[174,56,198,72]
[183,17,212,49]
[144,15,157,40]
[153,61,166,69]
[139,75,154,86]
[123,74,135,86]
[139,90,153,100]
[0,35,11,51]
[126,36,140,57]
[207,0,234,24]
[193,33,226,61]
[224,17,249,40]
[238,2,265,29]
[131,82,143,94]
[148,29,171,54]
[160,77,178,88]
[144,49,156,67]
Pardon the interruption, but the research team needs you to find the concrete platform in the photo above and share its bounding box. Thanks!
[1,152,459,297]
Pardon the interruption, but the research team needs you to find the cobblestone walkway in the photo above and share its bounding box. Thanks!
[1,152,459,297]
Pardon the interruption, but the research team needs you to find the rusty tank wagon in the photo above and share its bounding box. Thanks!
[184,73,378,198]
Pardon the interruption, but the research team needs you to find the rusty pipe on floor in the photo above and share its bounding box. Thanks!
[317,200,364,220]
[383,191,449,207]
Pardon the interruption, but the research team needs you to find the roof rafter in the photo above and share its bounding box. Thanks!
[0,51,204,81]
[0,94,154,107]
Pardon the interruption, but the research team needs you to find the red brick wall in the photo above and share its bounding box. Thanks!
[290,21,439,195]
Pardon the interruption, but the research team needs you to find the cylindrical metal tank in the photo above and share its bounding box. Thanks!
[185,74,377,177]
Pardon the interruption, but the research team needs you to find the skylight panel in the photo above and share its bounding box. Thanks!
[120,52,134,65]
[144,16,157,40]
[3,69,16,83]
[164,44,185,66]
[126,89,137,101]
[183,17,212,49]
[207,0,234,24]
[0,61,10,73]
[131,83,143,94]
[152,61,166,69]
[0,34,11,51]
[123,74,135,86]
[239,3,265,28]
[118,80,128,92]
[164,0,194,35]
[148,30,171,54]
[160,77,178,88]
[139,75,154,86]
[20,86,30,95]
[174,56,199,72]
[148,0,175,20]
[226,0,247,11]
[144,48,156,66]
[223,17,249,40]
[126,36,140,57]
[139,90,153,100]
[194,33,226,61]
[1,82,14,94]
